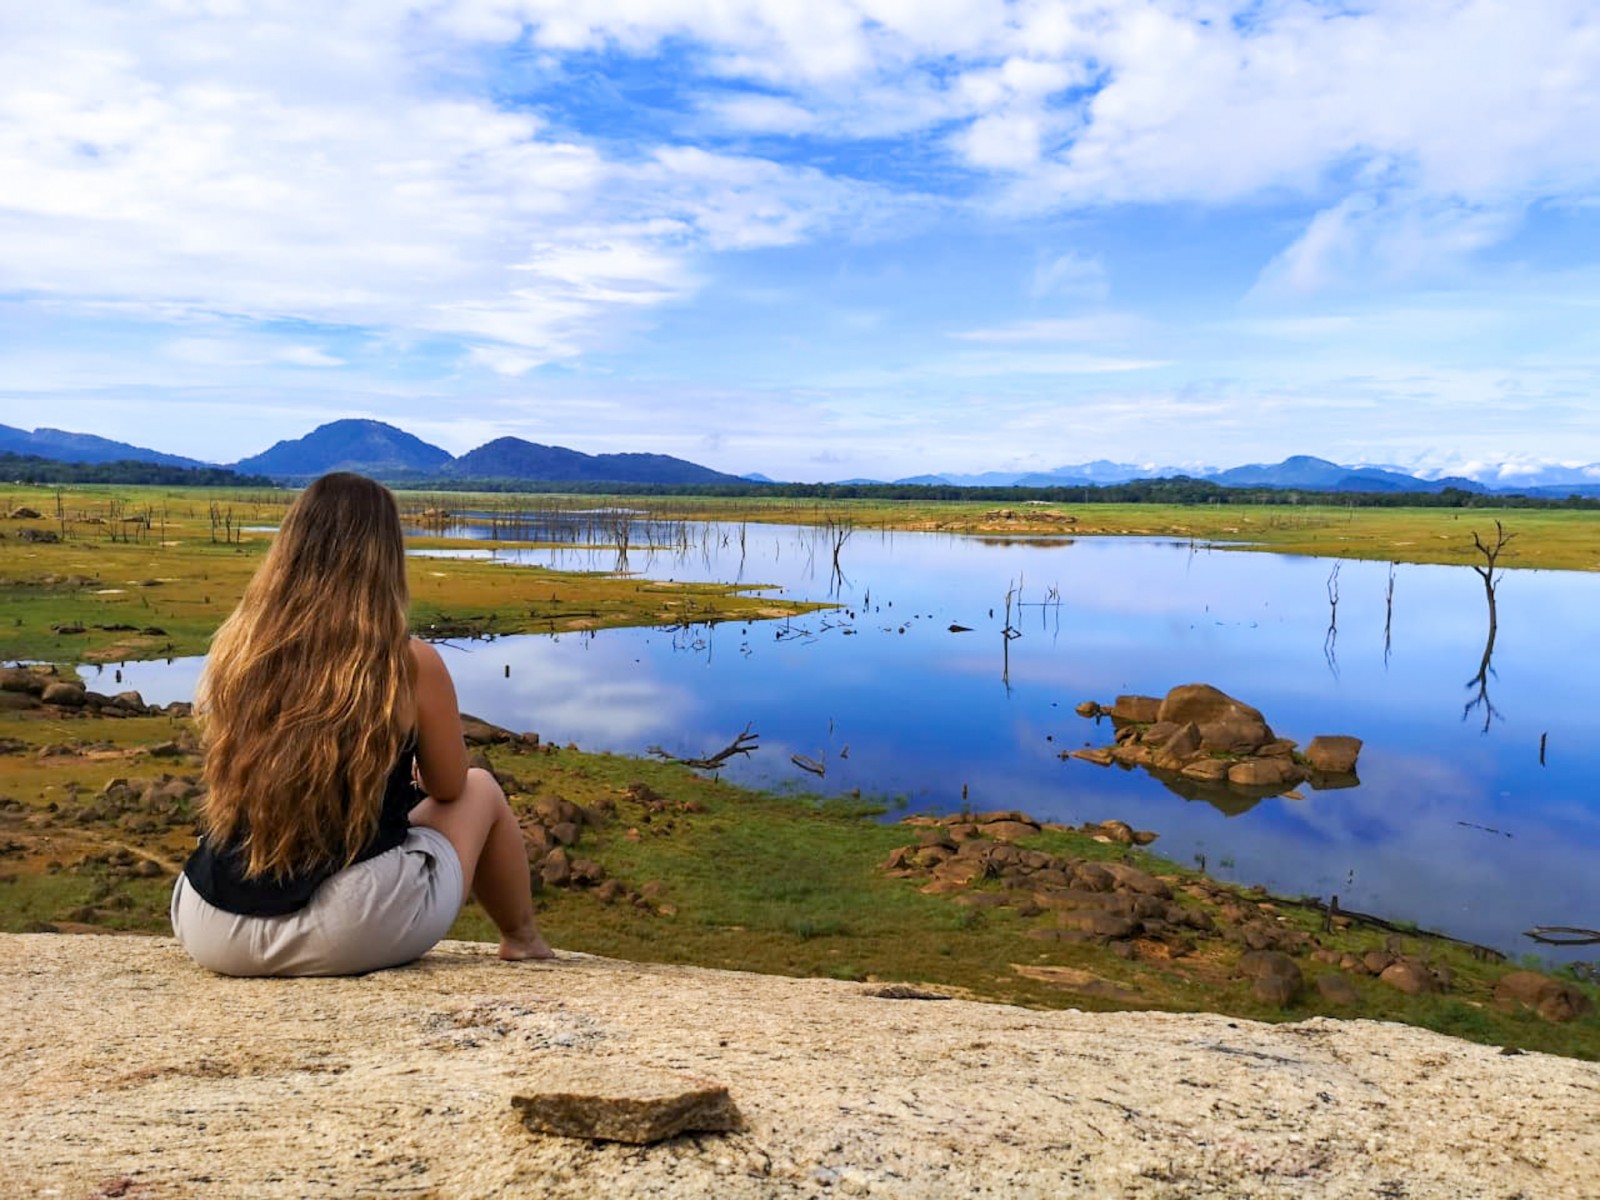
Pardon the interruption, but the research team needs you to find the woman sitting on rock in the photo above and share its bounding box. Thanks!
[171,471,551,975]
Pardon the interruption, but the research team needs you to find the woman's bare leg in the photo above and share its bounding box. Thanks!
[409,767,553,960]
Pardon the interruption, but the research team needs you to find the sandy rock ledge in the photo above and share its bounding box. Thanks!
[4,934,1598,1198]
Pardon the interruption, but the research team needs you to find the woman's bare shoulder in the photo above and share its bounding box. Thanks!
[409,636,448,674]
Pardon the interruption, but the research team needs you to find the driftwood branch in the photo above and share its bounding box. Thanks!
[1524,926,1600,946]
[1291,894,1506,961]
[648,723,759,770]
[790,753,826,777]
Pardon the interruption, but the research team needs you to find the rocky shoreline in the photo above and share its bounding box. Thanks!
[881,807,1593,1024]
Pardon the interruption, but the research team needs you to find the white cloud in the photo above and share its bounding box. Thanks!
[277,346,344,368]
[705,92,818,133]
[957,112,1043,171]
[0,2,907,371]
[8,1,1595,351]
[475,0,1600,285]
[160,335,343,369]
[1030,250,1108,300]
[951,314,1143,343]
[1254,192,1519,295]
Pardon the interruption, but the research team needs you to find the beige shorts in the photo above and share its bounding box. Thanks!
[170,826,464,977]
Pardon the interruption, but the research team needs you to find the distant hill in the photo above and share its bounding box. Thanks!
[221,422,745,485]
[0,452,272,487]
[449,438,742,485]
[232,419,453,479]
[1206,455,1485,494]
[906,456,1491,494]
[1511,483,1600,498]
[1210,455,1420,492]
[0,424,207,469]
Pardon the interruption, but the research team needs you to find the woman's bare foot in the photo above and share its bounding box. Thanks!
[499,927,555,961]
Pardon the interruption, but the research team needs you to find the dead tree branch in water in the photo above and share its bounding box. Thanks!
[1001,578,1024,642]
[825,517,853,595]
[1464,521,1515,731]
[790,753,826,777]
[1470,520,1516,616]
[648,723,759,770]
[1524,926,1600,946]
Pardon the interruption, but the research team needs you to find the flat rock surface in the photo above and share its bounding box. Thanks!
[4,933,1599,1198]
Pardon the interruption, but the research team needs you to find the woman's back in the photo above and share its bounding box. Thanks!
[172,471,550,976]
[196,472,416,883]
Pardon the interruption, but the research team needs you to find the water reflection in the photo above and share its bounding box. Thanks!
[94,528,1600,960]
[1147,763,1362,817]
[1323,562,1341,679]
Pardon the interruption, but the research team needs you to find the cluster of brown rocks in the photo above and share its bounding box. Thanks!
[1494,969,1596,1023]
[459,713,618,900]
[1246,950,1594,1021]
[884,811,1211,950]
[0,667,189,720]
[70,772,202,835]
[517,792,609,892]
[1236,944,1451,1009]
[512,788,679,916]
[882,812,1594,1023]
[460,712,683,915]
[1070,683,1361,797]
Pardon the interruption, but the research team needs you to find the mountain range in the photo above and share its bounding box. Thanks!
[231,420,743,485]
[887,455,1600,497]
[0,423,207,470]
[5,419,1600,495]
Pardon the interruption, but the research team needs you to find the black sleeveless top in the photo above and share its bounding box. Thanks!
[182,742,424,917]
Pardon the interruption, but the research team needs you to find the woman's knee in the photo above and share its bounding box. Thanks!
[465,765,504,794]
[464,767,512,814]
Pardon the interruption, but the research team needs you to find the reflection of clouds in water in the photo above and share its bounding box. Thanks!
[81,656,205,705]
[1204,751,1600,956]
[1268,750,1489,845]
[445,638,698,748]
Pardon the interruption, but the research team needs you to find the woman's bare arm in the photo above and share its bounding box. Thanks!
[410,638,469,802]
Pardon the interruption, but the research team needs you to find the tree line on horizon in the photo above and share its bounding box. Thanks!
[0,453,275,488]
[5,452,1599,510]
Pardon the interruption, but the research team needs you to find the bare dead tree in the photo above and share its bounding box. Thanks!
[1463,522,1515,732]
[1469,520,1515,640]
[1000,578,1024,694]
[609,510,633,575]
[825,517,853,596]
[647,723,759,770]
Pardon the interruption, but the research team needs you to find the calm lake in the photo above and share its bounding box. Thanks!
[95,517,1600,962]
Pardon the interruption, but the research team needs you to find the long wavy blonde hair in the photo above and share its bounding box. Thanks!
[197,472,416,879]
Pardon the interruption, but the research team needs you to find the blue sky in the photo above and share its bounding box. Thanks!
[2,1,1598,482]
